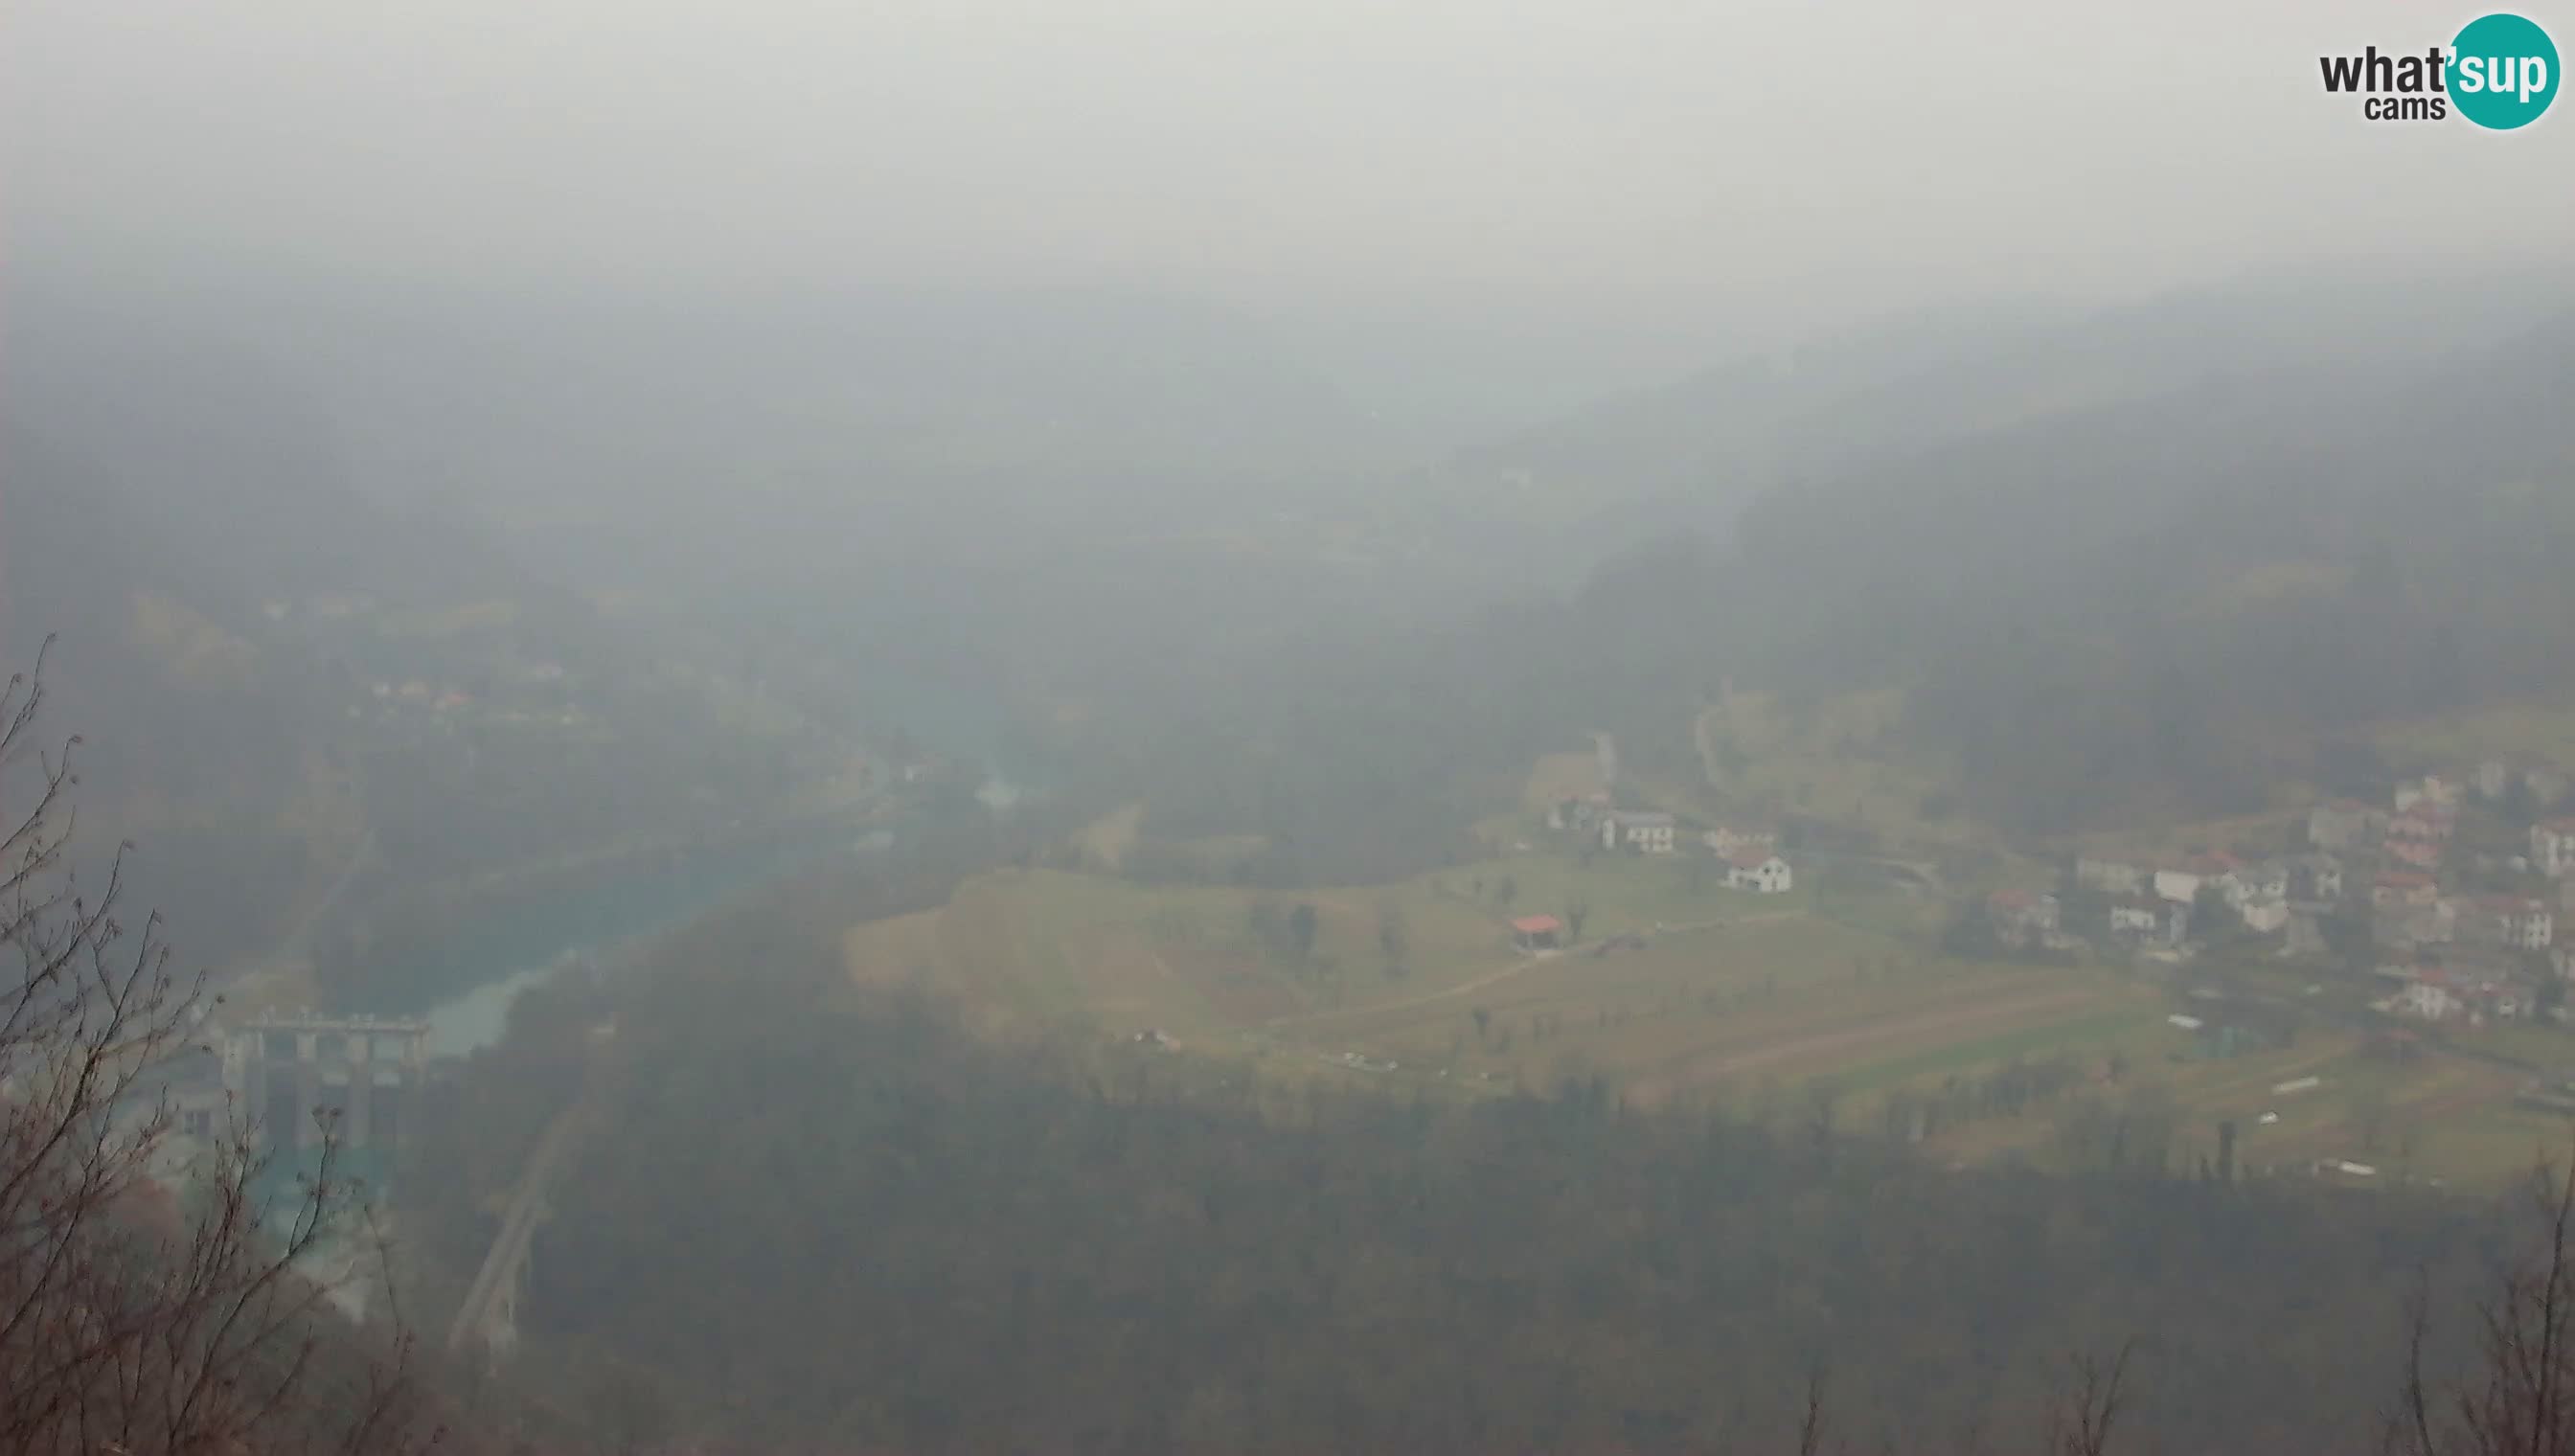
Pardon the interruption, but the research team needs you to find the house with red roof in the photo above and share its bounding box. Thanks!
[1509,915,1562,952]
[2397,965,2531,1024]
[2382,835,2443,872]
[1985,889,2061,946]
[2469,896,2555,951]
[2373,871,2438,909]
[2389,804,2456,842]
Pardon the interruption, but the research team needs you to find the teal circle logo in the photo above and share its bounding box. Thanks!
[2451,12,2559,128]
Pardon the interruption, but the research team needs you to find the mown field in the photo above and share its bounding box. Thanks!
[840,790,2575,1187]
[841,846,2160,1121]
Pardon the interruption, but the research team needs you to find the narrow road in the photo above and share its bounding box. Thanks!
[444,1055,604,1356]
[282,830,376,957]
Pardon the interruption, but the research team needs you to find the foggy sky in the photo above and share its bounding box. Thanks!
[7,0,2572,369]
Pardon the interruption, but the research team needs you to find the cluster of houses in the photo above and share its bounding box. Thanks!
[1545,796,1794,895]
[2062,848,2281,953]
[2052,760,2575,1025]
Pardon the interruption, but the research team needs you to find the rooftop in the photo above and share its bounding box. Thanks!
[238,1010,432,1035]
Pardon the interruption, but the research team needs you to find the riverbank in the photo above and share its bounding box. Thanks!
[316,810,897,1027]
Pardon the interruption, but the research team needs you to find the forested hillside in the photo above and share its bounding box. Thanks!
[1449,268,2566,552]
[1724,308,2575,830]
[412,873,2526,1456]
[1018,301,2575,868]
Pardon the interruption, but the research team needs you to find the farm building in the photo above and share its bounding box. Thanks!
[1703,823,1778,859]
[2074,856,2147,896]
[1603,811,1676,855]
[1723,849,1792,895]
[1510,915,1563,952]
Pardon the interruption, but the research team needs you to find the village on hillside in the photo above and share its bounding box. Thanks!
[2037,759,2573,1027]
[1527,741,2574,1036]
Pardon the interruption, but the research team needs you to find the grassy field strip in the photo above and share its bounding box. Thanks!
[1828,1005,2170,1096]
[1316,957,2055,1060]
[841,851,2573,1189]
[1626,983,2121,1105]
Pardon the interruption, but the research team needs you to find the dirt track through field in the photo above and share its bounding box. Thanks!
[1260,911,1810,1033]
[1627,983,2114,1105]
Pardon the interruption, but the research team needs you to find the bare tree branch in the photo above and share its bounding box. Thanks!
[0,649,436,1455]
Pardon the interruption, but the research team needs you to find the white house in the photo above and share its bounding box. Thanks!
[2400,977,2463,1022]
[2074,856,2148,897]
[2396,775,2462,813]
[2517,903,2554,951]
[2109,899,2163,938]
[2473,758,2558,805]
[2290,854,2345,904]
[2154,868,2202,905]
[2156,853,2240,907]
[2474,897,2555,950]
[2533,819,2575,878]
[1703,823,1778,859]
[2233,860,2289,909]
[1603,811,1677,855]
[2390,805,2455,842]
[2240,895,2290,935]
[1723,849,1792,894]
